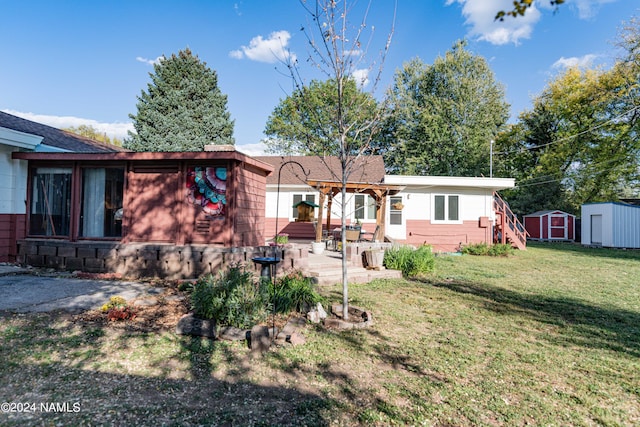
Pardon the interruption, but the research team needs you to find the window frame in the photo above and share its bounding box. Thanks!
[354,194,376,221]
[432,194,462,224]
[291,193,318,220]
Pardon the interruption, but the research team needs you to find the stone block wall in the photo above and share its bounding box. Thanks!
[17,240,309,280]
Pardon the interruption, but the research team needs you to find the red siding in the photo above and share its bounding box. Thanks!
[404,219,493,252]
[0,214,26,262]
[524,216,541,239]
[232,163,267,247]
[124,167,180,243]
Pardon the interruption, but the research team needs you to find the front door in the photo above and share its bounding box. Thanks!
[386,195,406,240]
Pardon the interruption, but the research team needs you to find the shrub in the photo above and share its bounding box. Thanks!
[191,265,270,329]
[100,296,136,321]
[384,245,435,278]
[461,243,514,256]
[268,271,323,314]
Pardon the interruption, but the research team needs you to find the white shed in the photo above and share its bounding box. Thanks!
[581,202,640,248]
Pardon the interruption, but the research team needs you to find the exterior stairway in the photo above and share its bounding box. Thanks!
[493,192,528,250]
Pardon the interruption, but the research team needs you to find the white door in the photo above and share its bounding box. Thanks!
[591,214,603,245]
[386,195,406,240]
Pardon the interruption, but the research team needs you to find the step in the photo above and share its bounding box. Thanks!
[304,266,402,286]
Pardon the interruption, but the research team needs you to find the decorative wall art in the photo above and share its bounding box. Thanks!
[186,167,227,218]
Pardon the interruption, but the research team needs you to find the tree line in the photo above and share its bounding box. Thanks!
[122,14,639,217]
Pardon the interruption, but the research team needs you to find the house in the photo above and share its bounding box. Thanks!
[258,156,524,252]
[0,111,124,262]
[581,202,640,248]
[524,210,576,242]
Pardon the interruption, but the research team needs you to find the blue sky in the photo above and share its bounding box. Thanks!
[1,0,638,155]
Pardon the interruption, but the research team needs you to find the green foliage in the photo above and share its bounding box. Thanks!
[496,0,565,21]
[126,48,235,152]
[383,245,435,278]
[382,40,509,176]
[461,243,514,257]
[264,78,380,156]
[495,57,640,214]
[64,125,122,147]
[191,265,270,329]
[268,271,323,314]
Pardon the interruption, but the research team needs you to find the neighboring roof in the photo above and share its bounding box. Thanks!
[384,175,515,191]
[0,111,125,153]
[255,155,386,186]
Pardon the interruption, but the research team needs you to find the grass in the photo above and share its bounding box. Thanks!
[1,242,639,426]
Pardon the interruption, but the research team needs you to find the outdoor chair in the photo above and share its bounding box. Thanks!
[359,225,380,242]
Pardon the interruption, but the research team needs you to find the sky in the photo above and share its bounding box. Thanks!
[1,0,638,155]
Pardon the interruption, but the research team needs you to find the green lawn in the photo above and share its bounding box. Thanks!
[1,242,639,426]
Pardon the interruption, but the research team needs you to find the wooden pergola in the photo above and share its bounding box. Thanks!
[306,180,405,243]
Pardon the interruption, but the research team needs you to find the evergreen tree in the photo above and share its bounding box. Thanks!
[125,48,234,152]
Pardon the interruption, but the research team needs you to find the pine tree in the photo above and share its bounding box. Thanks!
[125,48,235,152]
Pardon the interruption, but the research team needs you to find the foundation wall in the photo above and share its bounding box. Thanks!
[17,240,308,280]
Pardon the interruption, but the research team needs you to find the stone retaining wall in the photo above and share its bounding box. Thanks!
[17,240,308,280]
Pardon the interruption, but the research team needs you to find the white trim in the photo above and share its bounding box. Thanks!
[432,193,463,224]
[0,126,43,149]
[385,174,514,190]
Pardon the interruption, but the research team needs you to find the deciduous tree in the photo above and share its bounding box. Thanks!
[383,40,509,176]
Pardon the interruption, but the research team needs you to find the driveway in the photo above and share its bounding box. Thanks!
[0,265,156,313]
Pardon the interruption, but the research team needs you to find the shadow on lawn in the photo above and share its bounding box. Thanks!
[420,277,640,358]
[0,312,336,427]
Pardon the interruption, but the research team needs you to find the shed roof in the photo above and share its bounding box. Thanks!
[525,210,575,217]
[0,111,125,153]
[255,155,385,186]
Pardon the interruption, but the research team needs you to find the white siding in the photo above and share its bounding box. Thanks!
[0,146,28,215]
[582,203,640,248]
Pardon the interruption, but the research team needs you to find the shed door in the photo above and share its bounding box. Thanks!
[591,214,603,245]
[550,215,566,239]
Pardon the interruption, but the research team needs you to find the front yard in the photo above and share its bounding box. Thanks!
[1,242,639,426]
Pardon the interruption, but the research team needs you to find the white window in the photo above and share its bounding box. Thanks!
[389,196,403,225]
[434,195,459,222]
[354,194,376,220]
[292,193,317,219]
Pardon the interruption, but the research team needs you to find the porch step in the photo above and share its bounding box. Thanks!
[304,265,402,286]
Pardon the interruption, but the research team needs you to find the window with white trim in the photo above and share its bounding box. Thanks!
[292,194,317,219]
[389,196,403,225]
[434,195,459,222]
[354,194,376,220]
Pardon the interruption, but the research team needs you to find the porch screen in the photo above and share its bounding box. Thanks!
[30,168,72,236]
[80,168,124,238]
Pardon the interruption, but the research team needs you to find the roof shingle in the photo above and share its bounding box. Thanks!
[0,111,126,153]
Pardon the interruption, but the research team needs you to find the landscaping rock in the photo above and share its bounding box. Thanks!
[133,297,158,307]
[317,302,328,320]
[250,325,271,354]
[218,326,248,341]
[307,309,320,323]
[287,331,306,346]
[175,314,216,338]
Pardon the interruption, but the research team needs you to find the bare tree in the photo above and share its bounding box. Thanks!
[280,0,396,319]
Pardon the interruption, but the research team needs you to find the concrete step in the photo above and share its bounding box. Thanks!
[304,265,402,286]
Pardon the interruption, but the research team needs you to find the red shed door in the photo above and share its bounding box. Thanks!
[550,214,566,239]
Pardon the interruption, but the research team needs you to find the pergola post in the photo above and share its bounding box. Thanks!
[316,191,326,243]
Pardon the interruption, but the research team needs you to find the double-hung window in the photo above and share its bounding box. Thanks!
[292,194,317,220]
[434,195,459,222]
[354,194,376,220]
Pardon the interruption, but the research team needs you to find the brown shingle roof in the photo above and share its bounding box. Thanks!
[0,111,126,153]
[255,155,385,185]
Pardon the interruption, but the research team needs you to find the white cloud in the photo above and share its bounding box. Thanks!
[2,109,134,140]
[236,142,267,156]
[351,69,370,88]
[136,56,163,66]
[552,54,599,69]
[572,0,616,20]
[447,0,541,45]
[230,30,296,63]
